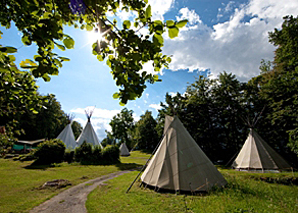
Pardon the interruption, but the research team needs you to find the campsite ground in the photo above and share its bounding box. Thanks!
[0,151,297,213]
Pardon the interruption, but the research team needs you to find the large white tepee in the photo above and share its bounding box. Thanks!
[232,128,291,170]
[57,120,76,149]
[141,115,227,192]
[76,109,100,147]
[120,143,130,156]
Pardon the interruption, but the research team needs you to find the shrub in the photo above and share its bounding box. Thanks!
[74,141,93,163]
[92,145,102,164]
[101,145,120,164]
[33,139,65,165]
[64,150,74,163]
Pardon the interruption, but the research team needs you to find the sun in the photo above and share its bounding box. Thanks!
[87,29,103,44]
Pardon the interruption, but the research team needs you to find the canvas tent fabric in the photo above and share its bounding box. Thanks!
[119,143,130,156]
[57,122,76,149]
[141,115,227,192]
[76,120,100,146]
[232,128,291,170]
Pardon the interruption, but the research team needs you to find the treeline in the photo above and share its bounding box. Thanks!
[0,68,82,155]
[104,16,298,166]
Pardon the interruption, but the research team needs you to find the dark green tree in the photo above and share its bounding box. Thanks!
[71,120,83,140]
[134,110,158,151]
[269,15,298,72]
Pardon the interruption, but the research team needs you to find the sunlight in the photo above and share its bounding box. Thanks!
[87,29,103,44]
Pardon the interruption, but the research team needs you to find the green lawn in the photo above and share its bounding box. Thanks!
[1,151,297,213]
[0,151,149,213]
[87,166,298,213]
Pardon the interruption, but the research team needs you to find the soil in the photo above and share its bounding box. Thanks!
[29,170,130,213]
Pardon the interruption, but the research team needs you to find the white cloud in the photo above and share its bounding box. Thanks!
[149,0,175,20]
[163,0,298,81]
[149,103,162,111]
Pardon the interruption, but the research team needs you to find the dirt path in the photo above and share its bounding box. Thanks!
[30,170,130,213]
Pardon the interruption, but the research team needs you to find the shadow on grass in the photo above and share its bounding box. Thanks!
[115,163,143,171]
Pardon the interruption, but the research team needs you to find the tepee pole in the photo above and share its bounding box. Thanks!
[126,118,172,193]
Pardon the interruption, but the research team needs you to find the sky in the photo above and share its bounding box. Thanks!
[1,0,298,141]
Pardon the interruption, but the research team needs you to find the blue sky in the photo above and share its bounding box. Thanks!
[1,0,298,141]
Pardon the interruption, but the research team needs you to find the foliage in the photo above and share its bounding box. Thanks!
[74,141,119,165]
[74,141,93,163]
[71,120,83,139]
[0,0,187,104]
[269,15,298,72]
[33,139,66,165]
[101,145,120,164]
[64,150,75,163]
[0,130,15,157]
[108,108,135,148]
[133,110,159,151]
[19,94,70,140]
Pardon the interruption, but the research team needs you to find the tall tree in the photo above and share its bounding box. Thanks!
[109,108,134,148]
[134,110,158,151]
[269,15,298,72]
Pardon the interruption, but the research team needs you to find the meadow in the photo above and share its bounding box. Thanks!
[0,151,297,213]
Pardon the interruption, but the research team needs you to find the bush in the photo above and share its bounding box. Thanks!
[92,145,102,163]
[101,145,120,164]
[33,139,65,165]
[74,141,93,163]
[64,150,74,163]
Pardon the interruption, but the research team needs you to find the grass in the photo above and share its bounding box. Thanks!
[87,165,298,213]
[0,151,149,213]
[1,151,297,213]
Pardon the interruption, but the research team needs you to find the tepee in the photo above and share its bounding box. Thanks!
[141,115,227,192]
[232,128,291,171]
[57,119,76,149]
[120,143,130,156]
[76,109,100,147]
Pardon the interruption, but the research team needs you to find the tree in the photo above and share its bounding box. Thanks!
[269,15,298,72]
[134,110,158,151]
[0,0,187,104]
[71,120,83,140]
[108,108,134,148]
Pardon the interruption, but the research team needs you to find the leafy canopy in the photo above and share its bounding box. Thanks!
[0,0,187,104]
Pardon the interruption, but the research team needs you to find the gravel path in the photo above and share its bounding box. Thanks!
[30,170,130,213]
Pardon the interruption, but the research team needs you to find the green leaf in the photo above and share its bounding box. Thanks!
[86,24,93,31]
[153,75,159,81]
[97,55,104,61]
[119,102,126,106]
[123,20,131,29]
[58,56,70,61]
[0,46,17,53]
[145,5,151,19]
[153,33,164,46]
[113,92,120,99]
[176,19,188,28]
[166,20,175,27]
[56,43,66,51]
[21,36,31,45]
[42,74,51,82]
[168,27,179,39]
[63,37,75,49]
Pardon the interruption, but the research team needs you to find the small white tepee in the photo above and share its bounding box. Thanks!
[57,120,76,149]
[120,143,130,156]
[76,109,100,147]
[141,115,227,192]
[232,128,291,170]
